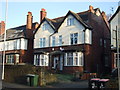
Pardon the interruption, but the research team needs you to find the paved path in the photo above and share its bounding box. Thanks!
[46,80,89,88]
[2,80,89,89]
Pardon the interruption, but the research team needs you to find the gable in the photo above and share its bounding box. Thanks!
[58,14,85,31]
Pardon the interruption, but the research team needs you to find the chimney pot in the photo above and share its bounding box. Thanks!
[40,8,47,23]
[28,12,32,15]
[89,5,95,13]
[41,8,46,12]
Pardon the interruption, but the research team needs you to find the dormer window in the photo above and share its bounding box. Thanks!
[42,24,48,30]
[67,18,74,26]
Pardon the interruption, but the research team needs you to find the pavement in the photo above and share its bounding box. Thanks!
[2,80,89,89]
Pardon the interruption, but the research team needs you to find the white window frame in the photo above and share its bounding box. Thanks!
[64,52,83,66]
[59,35,62,46]
[52,36,55,46]
[34,54,48,66]
[70,33,78,45]
[34,54,40,66]
[39,38,46,48]
[6,55,14,64]
[67,18,74,26]
[42,24,48,30]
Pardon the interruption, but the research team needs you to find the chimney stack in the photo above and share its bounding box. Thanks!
[40,8,47,23]
[0,21,5,35]
[89,5,95,13]
[26,12,33,30]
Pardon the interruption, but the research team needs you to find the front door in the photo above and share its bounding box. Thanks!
[54,56,59,70]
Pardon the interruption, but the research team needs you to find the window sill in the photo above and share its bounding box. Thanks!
[64,65,83,67]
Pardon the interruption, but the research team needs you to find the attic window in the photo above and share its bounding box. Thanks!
[42,24,48,30]
[67,18,74,26]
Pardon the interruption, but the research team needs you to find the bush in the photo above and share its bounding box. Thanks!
[4,65,57,86]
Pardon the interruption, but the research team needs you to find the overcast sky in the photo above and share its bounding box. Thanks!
[0,1,119,29]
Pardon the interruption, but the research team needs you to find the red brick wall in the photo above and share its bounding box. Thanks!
[0,21,5,35]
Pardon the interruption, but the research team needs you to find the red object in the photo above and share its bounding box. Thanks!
[99,79,109,82]
[91,78,100,81]
[41,8,46,12]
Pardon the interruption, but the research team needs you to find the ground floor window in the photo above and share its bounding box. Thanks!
[64,52,83,66]
[34,54,49,66]
[6,55,14,64]
[114,53,120,67]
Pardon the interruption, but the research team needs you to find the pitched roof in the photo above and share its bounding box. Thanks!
[34,9,94,34]
[0,22,38,41]
[109,6,120,22]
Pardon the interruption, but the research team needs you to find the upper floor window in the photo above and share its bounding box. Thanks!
[40,38,46,48]
[67,18,74,26]
[14,40,17,50]
[52,36,55,46]
[70,33,78,45]
[59,35,62,46]
[42,24,48,30]
[104,40,106,48]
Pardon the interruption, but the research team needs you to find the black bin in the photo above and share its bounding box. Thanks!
[98,79,109,89]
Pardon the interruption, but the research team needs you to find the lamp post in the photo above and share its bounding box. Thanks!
[2,0,8,80]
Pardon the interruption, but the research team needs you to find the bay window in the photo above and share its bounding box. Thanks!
[34,54,48,66]
[65,52,83,66]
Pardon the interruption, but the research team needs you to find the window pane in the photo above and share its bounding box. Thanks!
[70,34,74,44]
[40,38,42,48]
[67,53,73,65]
[74,33,78,44]
[74,53,78,65]
[43,38,46,47]
[41,54,44,66]
[59,35,62,46]
[67,18,74,26]
[52,36,55,46]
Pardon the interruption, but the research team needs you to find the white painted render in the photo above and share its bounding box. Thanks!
[0,38,28,51]
[110,11,120,48]
[34,15,92,48]
[34,21,54,48]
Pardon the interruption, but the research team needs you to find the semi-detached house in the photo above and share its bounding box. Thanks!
[0,12,39,64]
[34,6,111,74]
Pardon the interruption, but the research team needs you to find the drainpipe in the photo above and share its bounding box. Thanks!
[83,29,86,73]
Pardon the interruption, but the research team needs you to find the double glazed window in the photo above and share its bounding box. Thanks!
[52,36,56,46]
[70,33,78,45]
[59,35,62,46]
[65,52,83,66]
[40,38,46,48]
[42,24,48,30]
[67,18,74,26]
[34,54,48,66]
[6,55,14,64]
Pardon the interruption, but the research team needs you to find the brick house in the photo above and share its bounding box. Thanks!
[34,6,111,74]
[109,6,120,69]
[0,12,39,64]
